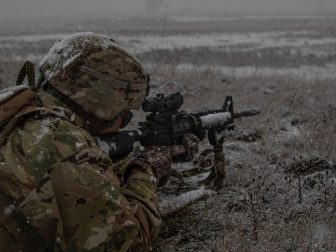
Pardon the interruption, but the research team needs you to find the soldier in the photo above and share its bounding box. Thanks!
[0,32,199,251]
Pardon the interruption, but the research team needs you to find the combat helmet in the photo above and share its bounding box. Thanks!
[38,32,149,125]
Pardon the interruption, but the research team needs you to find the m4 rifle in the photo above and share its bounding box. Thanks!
[97,92,260,161]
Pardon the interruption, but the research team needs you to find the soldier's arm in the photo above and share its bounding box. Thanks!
[121,167,161,251]
[49,147,160,251]
[18,119,161,251]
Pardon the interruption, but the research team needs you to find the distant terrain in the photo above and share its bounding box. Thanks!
[1,14,336,251]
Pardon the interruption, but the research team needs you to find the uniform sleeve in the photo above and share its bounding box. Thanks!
[121,172,161,251]
[17,119,161,251]
[51,149,160,251]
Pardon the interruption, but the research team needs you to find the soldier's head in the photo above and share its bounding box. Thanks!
[38,32,149,134]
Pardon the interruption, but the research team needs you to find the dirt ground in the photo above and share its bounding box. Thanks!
[1,14,336,251]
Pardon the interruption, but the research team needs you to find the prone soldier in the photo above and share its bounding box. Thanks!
[0,32,199,251]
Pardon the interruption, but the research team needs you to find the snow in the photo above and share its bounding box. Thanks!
[200,112,231,129]
[0,86,28,103]
[46,209,53,214]
[52,108,66,118]
[159,186,215,216]
[145,62,336,80]
[184,171,212,187]
[2,17,336,251]
[70,113,76,122]
[172,14,330,22]
[36,150,45,163]
[3,205,14,216]
[0,33,72,42]
[96,137,117,155]
[150,175,158,185]
[94,109,110,121]
[1,30,336,59]
[36,119,51,141]
[1,54,45,62]
[173,161,196,172]
[75,142,84,148]
[38,32,117,80]
[116,31,336,56]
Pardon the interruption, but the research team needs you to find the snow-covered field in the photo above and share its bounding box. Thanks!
[1,14,336,75]
[2,30,335,54]
[2,32,336,81]
[1,14,336,251]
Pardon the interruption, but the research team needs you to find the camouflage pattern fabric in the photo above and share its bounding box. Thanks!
[112,154,133,184]
[202,136,225,189]
[126,147,173,188]
[212,136,226,189]
[178,133,200,162]
[126,134,200,188]
[0,91,161,251]
[173,135,225,191]
[38,33,148,122]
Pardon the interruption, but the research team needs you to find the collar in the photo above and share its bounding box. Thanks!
[37,90,88,130]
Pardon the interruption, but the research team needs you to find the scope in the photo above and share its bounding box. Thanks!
[142,92,184,113]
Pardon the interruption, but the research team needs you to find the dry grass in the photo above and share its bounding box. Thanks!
[146,66,336,252]
[2,46,336,252]
[2,15,336,252]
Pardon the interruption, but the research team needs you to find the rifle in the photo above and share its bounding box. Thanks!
[97,92,260,161]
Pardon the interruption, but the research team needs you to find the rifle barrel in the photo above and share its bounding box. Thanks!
[234,109,260,118]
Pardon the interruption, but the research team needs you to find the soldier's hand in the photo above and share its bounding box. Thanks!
[169,133,200,162]
[126,146,173,187]
[126,134,199,187]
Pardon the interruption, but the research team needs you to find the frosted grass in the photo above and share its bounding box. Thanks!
[1,31,335,55]
[172,14,332,22]
[0,33,71,42]
[1,28,336,79]
[117,31,336,55]
[145,62,336,80]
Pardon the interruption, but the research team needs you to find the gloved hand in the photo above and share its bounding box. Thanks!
[127,146,172,187]
[125,134,200,187]
[174,133,200,162]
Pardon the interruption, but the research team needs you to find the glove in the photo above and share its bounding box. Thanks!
[175,133,200,162]
[125,146,172,187]
[125,134,200,187]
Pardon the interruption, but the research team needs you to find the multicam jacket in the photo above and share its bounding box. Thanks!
[0,90,161,252]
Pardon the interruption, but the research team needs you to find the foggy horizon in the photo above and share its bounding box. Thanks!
[2,0,336,21]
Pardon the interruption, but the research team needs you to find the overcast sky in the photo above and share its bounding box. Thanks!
[2,0,336,19]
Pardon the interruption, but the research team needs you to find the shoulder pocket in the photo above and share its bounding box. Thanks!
[0,86,42,146]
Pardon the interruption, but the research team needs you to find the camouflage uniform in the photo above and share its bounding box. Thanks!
[0,33,162,252]
[211,136,225,189]
[0,90,162,251]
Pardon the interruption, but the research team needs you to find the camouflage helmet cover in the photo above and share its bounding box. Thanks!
[39,32,148,121]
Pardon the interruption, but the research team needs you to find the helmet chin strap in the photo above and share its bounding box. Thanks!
[41,82,108,133]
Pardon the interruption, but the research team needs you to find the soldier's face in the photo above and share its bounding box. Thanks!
[95,116,124,135]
